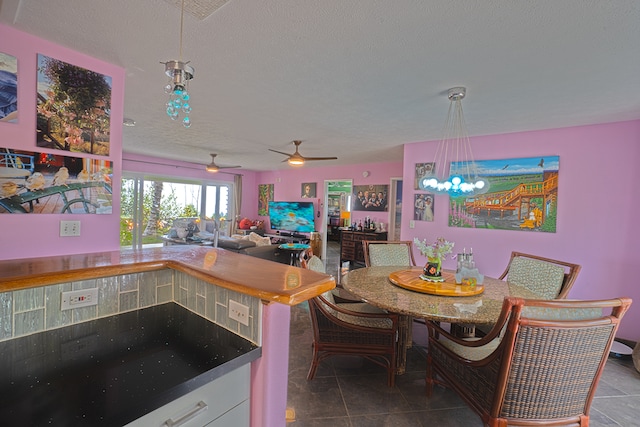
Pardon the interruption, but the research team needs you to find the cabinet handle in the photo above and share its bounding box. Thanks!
[163,401,208,427]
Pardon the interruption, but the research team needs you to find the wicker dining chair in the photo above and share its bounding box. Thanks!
[362,240,416,267]
[426,296,632,427]
[307,291,400,387]
[500,251,582,299]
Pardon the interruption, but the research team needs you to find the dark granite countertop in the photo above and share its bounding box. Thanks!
[0,303,261,426]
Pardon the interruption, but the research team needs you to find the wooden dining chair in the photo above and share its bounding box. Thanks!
[500,251,582,299]
[426,296,632,427]
[307,291,400,387]
[362,240,416,267]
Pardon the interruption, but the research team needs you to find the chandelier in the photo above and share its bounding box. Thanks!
[419,87,487,197]
[162,0,194,128]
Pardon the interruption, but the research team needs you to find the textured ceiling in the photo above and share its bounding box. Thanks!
[1,0,639,171]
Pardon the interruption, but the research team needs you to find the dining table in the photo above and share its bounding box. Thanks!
[342,266,542,374]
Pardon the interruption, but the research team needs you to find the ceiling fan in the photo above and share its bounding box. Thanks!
[269,140,338,166]
[205,154,241,173]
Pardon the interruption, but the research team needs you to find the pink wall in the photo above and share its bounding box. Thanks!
[402,120,640,340]
[253,162,403,231]
[0,24,125,259]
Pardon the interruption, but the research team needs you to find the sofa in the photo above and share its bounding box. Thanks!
[217,235,288,264]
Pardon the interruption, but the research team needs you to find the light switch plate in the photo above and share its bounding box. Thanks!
[60,220,81,236]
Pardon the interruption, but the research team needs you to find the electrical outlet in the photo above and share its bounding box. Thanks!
[409,220,415,229]
[61,288,98,310]
[60,220,81,237]
[229,299,250,326]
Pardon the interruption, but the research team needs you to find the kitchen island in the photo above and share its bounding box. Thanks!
[0,246,335,427]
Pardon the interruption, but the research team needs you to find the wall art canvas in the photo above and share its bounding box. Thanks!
[258,183,274,216]
[414,193,434,221]
[0,147,112,214]
[414,162,434,189]
[36,54,112,156]
[448,156,559,232]
[301,182,316,198]
[352,184,389,212]
[0,52,18,123]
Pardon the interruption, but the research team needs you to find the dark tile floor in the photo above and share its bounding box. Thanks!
[286,241,640,426]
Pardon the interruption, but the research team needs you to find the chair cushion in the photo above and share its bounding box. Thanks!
[308,255,325,273]
[369,244,411,266]
[439,335,501,361]
[507,257,565,299]
[522,305,603,321]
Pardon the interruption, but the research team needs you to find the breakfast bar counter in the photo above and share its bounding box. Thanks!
[0,245,335,305]
[0,246,335,427]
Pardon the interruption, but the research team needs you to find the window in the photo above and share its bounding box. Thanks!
[120,174,233,248]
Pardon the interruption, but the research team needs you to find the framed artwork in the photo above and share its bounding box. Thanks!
[352,184,389,212]
[0,52,18,123]
[414,162,435,189]
[36,54,112,156]
[301,182,316,198]
[0,147,112,214]
[258,183,274,216]
[414,193,434,221]
[449,156,559,232]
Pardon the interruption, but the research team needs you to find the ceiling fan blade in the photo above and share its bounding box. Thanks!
[218,165,241,169]
[302,156,338,161]
[268,148,293,157]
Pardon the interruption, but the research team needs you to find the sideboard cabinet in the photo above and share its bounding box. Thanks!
[340,230,387,265]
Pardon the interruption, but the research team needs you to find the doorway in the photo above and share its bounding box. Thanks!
[322,179,352,279]
[388,178,403,241]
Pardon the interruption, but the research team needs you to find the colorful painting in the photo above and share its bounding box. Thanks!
[301,182,316,198]
[414,162,435,189]
[0,52,18,123]
[0,147,113,214]
[414,193,434,221]
[352,184,389,212]
[36,54,112,156]
[448,156,559,232]
[258,183,274,216]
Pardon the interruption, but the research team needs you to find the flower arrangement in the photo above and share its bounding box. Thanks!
[413,237,455,260]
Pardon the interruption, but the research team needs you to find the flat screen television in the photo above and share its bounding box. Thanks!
[268,201,315,233]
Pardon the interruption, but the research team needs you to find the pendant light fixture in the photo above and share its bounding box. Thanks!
[161,0,194,128]
[419,87,488,196]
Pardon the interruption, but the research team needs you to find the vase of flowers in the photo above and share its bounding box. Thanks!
[414,237,454,282]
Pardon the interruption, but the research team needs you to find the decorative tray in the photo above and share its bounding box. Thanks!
[388,269,484,296]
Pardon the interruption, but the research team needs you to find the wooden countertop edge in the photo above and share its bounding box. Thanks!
[166,261,336,305]
[0,261,168,293]
[0,256,335,306]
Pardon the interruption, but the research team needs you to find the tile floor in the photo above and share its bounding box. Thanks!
[286,241,640,426]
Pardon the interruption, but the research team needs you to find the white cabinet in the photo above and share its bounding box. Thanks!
[125,364,250,427]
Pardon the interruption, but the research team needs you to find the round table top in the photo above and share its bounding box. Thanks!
[342,266,541,325]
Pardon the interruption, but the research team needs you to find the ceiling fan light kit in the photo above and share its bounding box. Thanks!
[205,154,241,173]
[269,140,337,167]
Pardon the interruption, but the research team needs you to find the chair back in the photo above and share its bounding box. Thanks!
[499,251,581,299]
[363,240,416,267]
[495,297,630,423]
[427,296,631,426]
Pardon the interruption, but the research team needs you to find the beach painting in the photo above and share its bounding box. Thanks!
[448,156,559,232]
